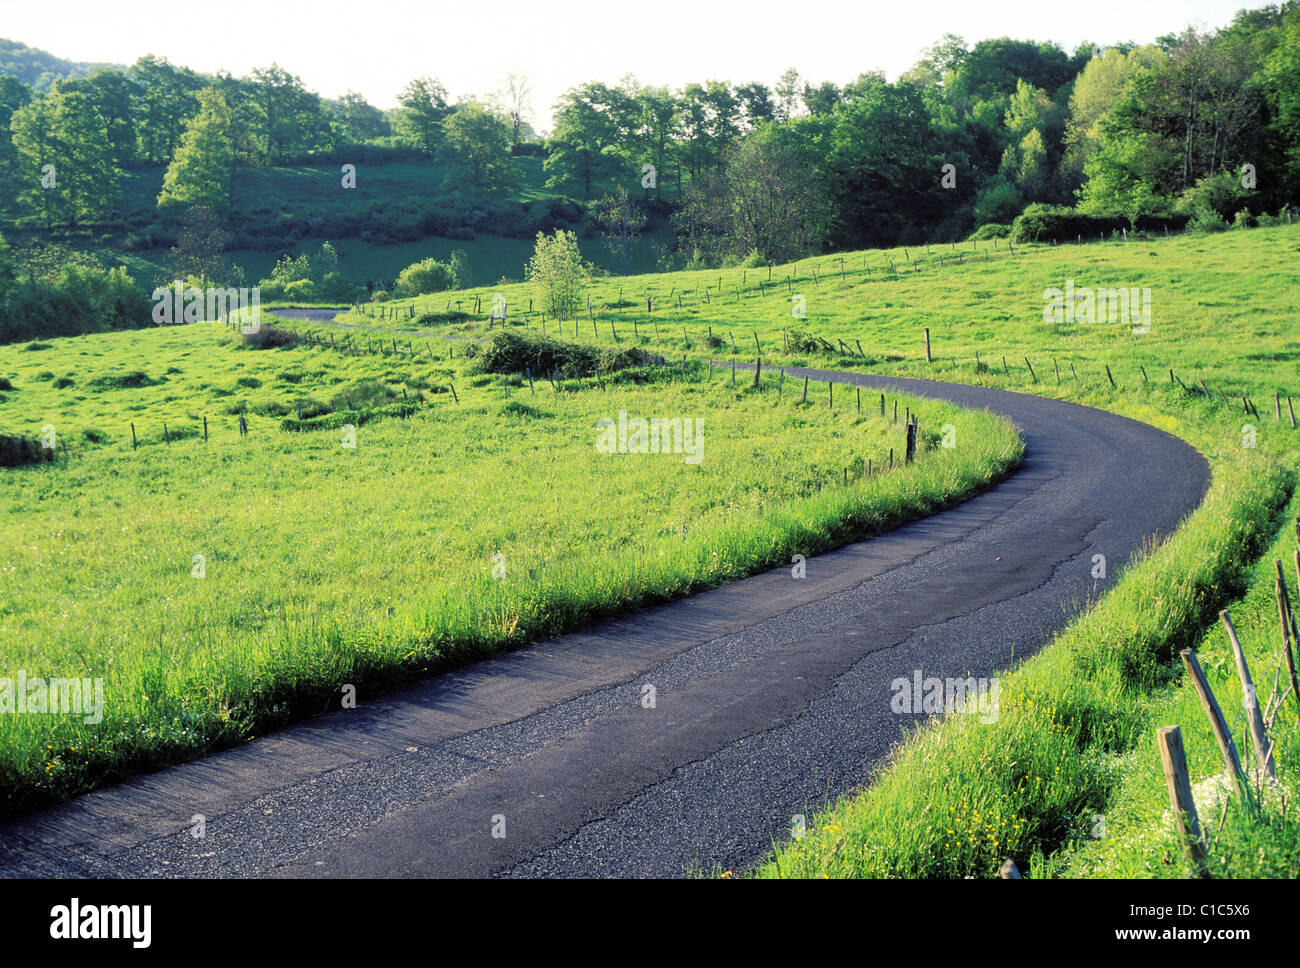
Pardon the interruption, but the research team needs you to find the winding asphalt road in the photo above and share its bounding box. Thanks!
[0,368,1208,878]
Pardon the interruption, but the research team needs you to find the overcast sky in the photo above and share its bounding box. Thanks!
[5,0,1256,131]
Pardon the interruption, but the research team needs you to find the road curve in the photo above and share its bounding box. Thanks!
[0,369,1208,878]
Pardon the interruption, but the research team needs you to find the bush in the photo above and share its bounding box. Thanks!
[88,371,160,390]
[416,311,472,326]
[242,326,300,349]
[966,223,1012,241]
[471,330,663,378]
[0,434,54,467]
[1009,204,1187,243]
[1175,171,1251,222]
[973,180,1023,226]
[394,258,456,297]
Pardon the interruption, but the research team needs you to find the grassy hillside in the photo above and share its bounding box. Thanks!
[6,155,675,290]
[0,321,1019,818]
[348,223,1300,879]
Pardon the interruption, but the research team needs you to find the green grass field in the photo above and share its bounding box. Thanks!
[0,319,1019,819]
[4,222,1298,878]
[344,223,1300,879]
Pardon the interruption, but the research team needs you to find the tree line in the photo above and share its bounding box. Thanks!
[0,3,1297,341]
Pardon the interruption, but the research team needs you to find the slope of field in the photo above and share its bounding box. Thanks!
[354,223,1300,878]
[0,322,1020,818]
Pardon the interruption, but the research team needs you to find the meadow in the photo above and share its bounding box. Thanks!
[21,156,675,288]
[342,222,1300,878]
[0,319,1019,818]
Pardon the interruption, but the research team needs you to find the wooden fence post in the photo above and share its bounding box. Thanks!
[924,328,932,363]
[1156,726,1209,877]
[1179,649,1248,790]
[1219,610,1277,781]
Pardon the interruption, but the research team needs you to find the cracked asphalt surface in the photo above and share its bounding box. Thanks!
[0,367,1209,878]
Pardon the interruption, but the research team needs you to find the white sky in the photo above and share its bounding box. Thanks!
[3,0,1255,132]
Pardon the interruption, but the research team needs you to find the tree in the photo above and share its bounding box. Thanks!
[545,83,632,199]
[396,76,450,155]
[773,68,803,121]
[249,64,327,163]
[735,82,774,127]
[0,75,32,179]
[594,187,647,273]
[1261,6,1300,188]
[638,86,679,201]
[824,83,940,247]
[498,72,532,147]
[802,80,841,115]
[1063,46,1165,179]
[129,55,202,164]
[439,101,519,196]
[10,85,119,228]
[332,91,389,142]
[165,205,238,288]
[448,249,472,289]
[158,88,237,214]
[525,230,587,318]
[675,129,829,265]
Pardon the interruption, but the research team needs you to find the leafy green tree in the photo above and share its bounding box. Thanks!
[1262,6,1300,187]
[439,101,519,196]
[448,249,472,289]
[802,81,841,115]
[129,55,202,164]
[165,205,238,288]
[525,229,587,318]
[735,82,774,126]
[545,83,632,199]
[594,187,647,273]
[675,127,829,265]
[10,85,119,228]
[773,68,802,121]
[0,75,32,179]
[1063,46,1165,179]
[824,83,940,247]
[249,64,328,163]
[638,86,679,200]
[396,76,450,155]
[158,88,237,214]
[332,91,389,143]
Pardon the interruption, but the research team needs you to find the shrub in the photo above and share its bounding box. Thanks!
[416,311,472,326]
[526,229,588,319]
[1009,204,1187,243]
[242,326,300,349]
[967,223,1012,241]
[88,371,160,390]
[0,434,53,467]
[472,330,663,378]
[973,179,1023,226]
[394,259,456,297]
